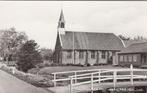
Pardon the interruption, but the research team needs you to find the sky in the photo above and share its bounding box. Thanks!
[0,1,147,49]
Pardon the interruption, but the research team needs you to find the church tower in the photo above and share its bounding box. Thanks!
[58,10,65,34]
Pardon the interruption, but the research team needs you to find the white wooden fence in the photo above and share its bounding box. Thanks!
[52,65,147,93]
[52,68,108,86]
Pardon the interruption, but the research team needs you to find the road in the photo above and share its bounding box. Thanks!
[0,70,51,93]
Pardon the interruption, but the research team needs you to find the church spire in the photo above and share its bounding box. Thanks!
[58,10,65,34]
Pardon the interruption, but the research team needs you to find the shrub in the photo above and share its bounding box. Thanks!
[50,63,63,66]
[0,65,54,87]
[26,75,54,87]
[93,63,99,66]
[36,63,45,68]
[86,63,91,66]
[65,63,84,67]
[28,68,40,74]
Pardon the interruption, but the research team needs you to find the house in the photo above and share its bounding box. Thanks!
[118,42,147,67]
[123,39,147,47]
[53,10,124,66]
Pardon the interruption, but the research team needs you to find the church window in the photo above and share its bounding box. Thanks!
[67,51,72,59]
[102,51,106,59]
[128,55,132,62]
[133,55,137,62]
[124,55,127,62]
[91,51,95,59]
[79,51,84,59]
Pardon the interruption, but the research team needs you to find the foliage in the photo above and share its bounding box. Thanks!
[118,35,130,41]
[0,27,28,61]
[16,40,43,72]
[133,36,147,40]
[118,34,147,41]
[28,68,40,74]
[86,63,91,66]
[0,65,53,87]
[40,48,53,61]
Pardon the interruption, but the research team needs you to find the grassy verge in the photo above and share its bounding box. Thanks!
[0,65,54,87]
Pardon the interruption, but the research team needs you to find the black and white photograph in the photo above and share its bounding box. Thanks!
[0,1,147,93]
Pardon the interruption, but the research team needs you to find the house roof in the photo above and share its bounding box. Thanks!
[123,40,147,47]
[119,42,147,54]
[60,31,124,50]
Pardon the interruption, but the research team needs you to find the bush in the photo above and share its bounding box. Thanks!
[26,75,54,87]
[0,65,54,87]
[44,62,52,67]
[16,40,43,72]
[28,68,40,74]
[36,63,45,68]
[36,62,85,67]
[51,62,65,66]
[1,66,11,73]
[86,63,91,66]
[93,63,99,66]
[65,63,84,67]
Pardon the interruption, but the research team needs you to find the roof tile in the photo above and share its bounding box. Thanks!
[60,31,124,50]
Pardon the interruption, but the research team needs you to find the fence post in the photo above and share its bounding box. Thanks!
[98,69,101,83]
[74,71,77,83]
[53,73,56,87]
[70,77,73,93]
[130,64,133,85]
[91,73,94,93]
[113,70,117,90]
[12,67,15,74]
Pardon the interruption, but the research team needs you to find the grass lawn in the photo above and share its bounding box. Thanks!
[38,65,125,74]
[37,65,131,86]
[37,65,147,86]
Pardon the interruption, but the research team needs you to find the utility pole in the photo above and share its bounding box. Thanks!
[73,31,75,64]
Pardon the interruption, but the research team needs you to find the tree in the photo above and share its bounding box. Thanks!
[40,48,53,61]
[118,35,130,41]
[133,35,147,40]
[16,40,43,72]
[0,27,28,61]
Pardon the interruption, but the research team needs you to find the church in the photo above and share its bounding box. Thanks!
[53,10,124,66]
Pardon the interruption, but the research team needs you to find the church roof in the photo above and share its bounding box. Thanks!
[60,31,124,50]
[119,42,147,54]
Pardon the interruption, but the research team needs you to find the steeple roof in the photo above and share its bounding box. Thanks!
[59,10,65,22]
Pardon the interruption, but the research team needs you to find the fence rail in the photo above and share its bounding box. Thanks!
[52,68,108,86]
[51,64,147,93]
